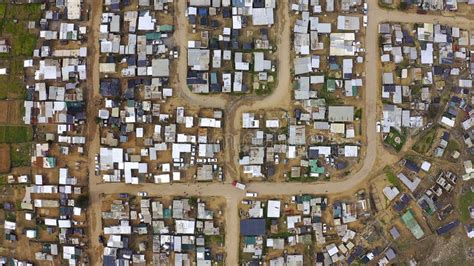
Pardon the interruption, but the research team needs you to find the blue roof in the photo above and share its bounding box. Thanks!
[436,220,460,235]
[240,219,265,236]
[232,0,245,7]
[404,160,420,173]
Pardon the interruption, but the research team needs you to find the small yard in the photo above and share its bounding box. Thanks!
[458,192,474,222]
[0,58,26,99]
[412,127,437,154]
[384,128,406,152]
[0,2,42,99]
[10,143,31,167]
[384,166,400,188]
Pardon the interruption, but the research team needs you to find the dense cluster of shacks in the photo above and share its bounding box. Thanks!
[101,196,224,265]
[1,1,89,265]
[186,0,276,93]
[379,23,474,178]
[239,195,398,265]
[382,157,464,238]
[238,0,366,180]
[97,0,225,184]
[239,111,360,180]
[379,21,474,243]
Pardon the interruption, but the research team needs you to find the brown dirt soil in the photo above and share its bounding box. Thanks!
[0,144,10,173]
[0,101,8,123]
[7,100,23,124]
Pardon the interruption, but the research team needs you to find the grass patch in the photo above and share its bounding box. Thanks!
[0,125,32,143]
[0,175,5,186]
[319,88,342,105]
[10,143,31,167]
[0,3,42,98]
[458,192,474,222]
[412,127,437,154]
[4,4,42,21]
[0,57,26,99]
[354,108,362,120]
[446,139,460,153]
[2,19,37,56]
[5,211,15,222]
[205,235,224,246]
[0,4,6,19]
[384,166,400,188]
[384,128,406,152]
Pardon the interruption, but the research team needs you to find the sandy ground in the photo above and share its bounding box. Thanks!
[85,0,104,264]
[83,0,474,264]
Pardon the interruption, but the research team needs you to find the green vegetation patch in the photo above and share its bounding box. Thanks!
[0,125,32,143]
[384,128,406,152]
[446,139,460,153]
[0,58,26,99]
[412,127,437,154]
[458,192,474,222]
[0,4,6,19]
[4,4,42,21]
[0,3,42,99]
[2,19,37,56]
[384,166,400,188]
[10,143,31,167]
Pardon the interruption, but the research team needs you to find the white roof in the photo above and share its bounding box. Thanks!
[252,8,274,26]
[267,200,281,218]
[382,187,400,201]
[344,146,358,157]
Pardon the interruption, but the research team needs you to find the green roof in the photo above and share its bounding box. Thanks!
[159,25,174,32]
[401,209,424,239]
[326,79,336,92]
[244,236,256,245]
[310,160,325,174]
[163,208,172,218]
[146,32,162,40]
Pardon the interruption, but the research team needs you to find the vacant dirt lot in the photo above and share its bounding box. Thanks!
[0,101,7,123]
[0,144,10,173]
[0,100,23,124]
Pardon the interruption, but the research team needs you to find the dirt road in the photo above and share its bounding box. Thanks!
[85,1,473,264]
[85,0,104,265]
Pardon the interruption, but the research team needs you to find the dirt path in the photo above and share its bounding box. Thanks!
[85,0,103,265]
[85,1,474,264]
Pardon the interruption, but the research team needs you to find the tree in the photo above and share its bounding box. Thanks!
[76,194,90,209]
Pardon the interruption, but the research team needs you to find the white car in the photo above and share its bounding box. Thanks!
[137,192,148,197]
[246,192,258,197]
[376,121,381,133]
[363,16,368,27]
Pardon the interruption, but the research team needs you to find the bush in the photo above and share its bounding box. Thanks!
[76,194,90,209]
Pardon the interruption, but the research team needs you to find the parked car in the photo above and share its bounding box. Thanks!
[137,191,148,197]
[246,192,258,197]
[241,200,252,205]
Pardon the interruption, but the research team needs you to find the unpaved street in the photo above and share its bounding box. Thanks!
[84,1,473,264]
